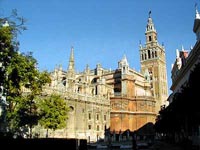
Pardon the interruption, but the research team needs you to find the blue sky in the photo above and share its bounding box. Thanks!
[0,0,198,93]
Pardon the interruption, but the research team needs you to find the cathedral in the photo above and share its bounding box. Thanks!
[39,13,168,142]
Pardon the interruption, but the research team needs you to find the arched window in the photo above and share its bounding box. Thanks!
[148,50,151,59]
[97,125,100,131]
[96,114,99,120]
[152,51,154,58]
[155,51,157,57]
[88,113,91,120]
[78,87,81,93]
[95,86,98,95]
[149,36,152,42]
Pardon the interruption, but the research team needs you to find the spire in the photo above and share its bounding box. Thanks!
[176,49,180,58]
[144,11,158,45]
[139,40,142,49]
[122,54,129,66]
[181,45,184,51]
[67,46,75,74]
[146,11,156,32]
[195,3,200,19]
[85,64,90,74]
[118,54,129,74]
[118,54,129,70]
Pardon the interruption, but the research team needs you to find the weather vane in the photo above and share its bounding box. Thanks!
[149,10,152,18]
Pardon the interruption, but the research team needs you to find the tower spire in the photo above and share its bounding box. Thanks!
[146,11,156,32]
[67,46,75,76]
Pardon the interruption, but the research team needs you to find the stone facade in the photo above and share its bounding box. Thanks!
[35,13,168,141]
[39,48,112,142]
[105,56,156,133]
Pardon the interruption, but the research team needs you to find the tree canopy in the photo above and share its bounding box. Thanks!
[0,10,71,138]
[38,94,69,132]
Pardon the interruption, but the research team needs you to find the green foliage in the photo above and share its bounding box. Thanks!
[0,10,51,136]
[6,95,38,133]
[38,94,69,131]
[1,9,69,138]
[0,9,26,95]
[5,50,51,133]
[0,26,14,90]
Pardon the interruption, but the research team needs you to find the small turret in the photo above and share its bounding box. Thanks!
[118,55,129,74]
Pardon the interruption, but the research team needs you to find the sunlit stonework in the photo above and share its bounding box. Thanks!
[34,13,168,142]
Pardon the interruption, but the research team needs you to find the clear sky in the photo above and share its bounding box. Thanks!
[0,0,198,94]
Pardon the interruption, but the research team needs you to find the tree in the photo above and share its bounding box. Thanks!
[5,51,51,137]
[0,9,26,87]
[0,10,25,134]
[38,94,69,137]
[0,10,51,137]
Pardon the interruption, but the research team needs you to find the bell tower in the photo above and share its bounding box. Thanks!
[140,11,168,114]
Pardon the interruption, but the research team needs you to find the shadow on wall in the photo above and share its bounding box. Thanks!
[103,122,155,142]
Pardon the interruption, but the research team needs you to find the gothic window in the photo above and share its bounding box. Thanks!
[145,53,147,60]
[152,51,154,58]
[88,125,92,130]
[95,86,98,95]
[96,114,99,120]
[114,88,121,92]
[149,36,152,42]
[97,125,100,131]
[78,87,81,93]
[155,51,157,57]
[150,76,153,80]
[62,77,66,86]
[148,50,151,59]
[123,67,126,73]
[91,78,97,83]
[88,113,91,120]
[104,115,106,121]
